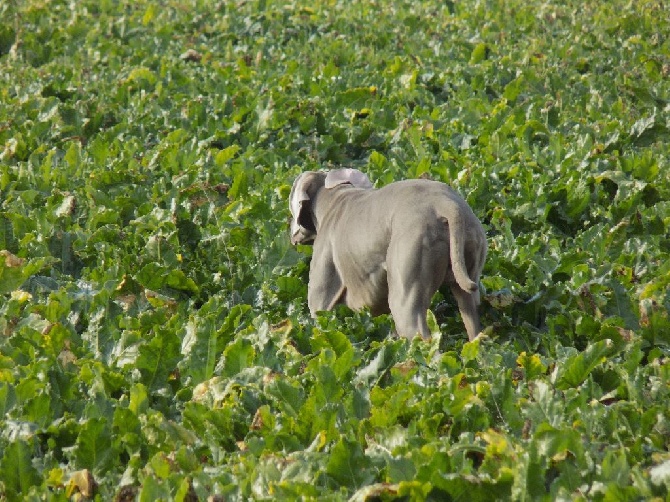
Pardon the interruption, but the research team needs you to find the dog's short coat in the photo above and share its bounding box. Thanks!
[289,168,487,340]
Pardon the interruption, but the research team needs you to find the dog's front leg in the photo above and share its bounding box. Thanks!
[307,241,346,316]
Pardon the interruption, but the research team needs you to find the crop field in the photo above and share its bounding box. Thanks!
[1,0,669,500]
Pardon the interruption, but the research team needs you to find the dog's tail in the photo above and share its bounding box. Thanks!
[445,204,478,293]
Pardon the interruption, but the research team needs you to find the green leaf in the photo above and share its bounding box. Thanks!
[326,437,374,488]
[135,263,199,294]
[600,449,630,486]
[129,383,149,415]
[220,337,255,377]
[64,141,81,170]
[461,338,480,364]
[74,417,116,474]
[432,471,511,500]
[0,439,41,499]
[368,151,387,171]
[310,328,353,358]
[554,339,618,389]
[533,422,584,461]
[470,43,489,64]
[335,86,376,107]
[267,378,305,419]
[181,316,228,385]
[214,144,241,166]
[503,75,524,102]
[0,382,17,417]
[136,328,182,390]
[228,165,251,200]
[354,343,398,386]
[511,444,546,499]
[276,275,306,301]
[142,4,157,25]
[629,112,670,146]
[0,252,55,294]
[565,179,591,219]
[125,67,157,90]
[138,475,171,501]
[134,262,169,290]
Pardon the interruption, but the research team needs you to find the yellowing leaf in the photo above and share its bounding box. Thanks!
[479,429,513,457]
[142,4,157,25]
[1,250,24,268]
[470,43,489,64]
[125,67,157,88]
[45,467,65,487]
[66,469,97,498]
[10,290,32,302]
[516,352,546,380]
[461,338,480,364]
[307,430,327,452]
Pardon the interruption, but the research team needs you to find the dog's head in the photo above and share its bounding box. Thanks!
[289,168,373,245]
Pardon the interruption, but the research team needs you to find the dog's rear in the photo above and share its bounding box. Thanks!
[439,198,487,341]
[381,180,486,340]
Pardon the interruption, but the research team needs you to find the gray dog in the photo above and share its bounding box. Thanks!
[289,168,487,340]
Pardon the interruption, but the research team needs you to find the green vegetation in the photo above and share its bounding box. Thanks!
[1,0,669,499]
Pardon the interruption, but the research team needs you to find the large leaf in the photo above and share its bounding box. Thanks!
[533,422,584,461]
[73,418,117,475]
[0,252,55,294]
[220,337,255,378]
[136,328,182,391]
[326,437,375,488]
[135,263,199,294]
[179,303,247,385]
[553,339,618,390]
[0,439,41,499]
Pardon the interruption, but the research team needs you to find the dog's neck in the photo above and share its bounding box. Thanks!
[312,184,359,231]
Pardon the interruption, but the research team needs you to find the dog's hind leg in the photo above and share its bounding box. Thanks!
[386,233,448,339]
[449,284,481,341]
[388,282,432,339]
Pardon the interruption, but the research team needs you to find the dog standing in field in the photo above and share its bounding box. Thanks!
[289,168,487,340]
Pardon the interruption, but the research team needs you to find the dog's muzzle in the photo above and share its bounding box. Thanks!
[291,227,316,245]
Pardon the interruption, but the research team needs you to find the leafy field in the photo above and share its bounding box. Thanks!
[1,0,669,499]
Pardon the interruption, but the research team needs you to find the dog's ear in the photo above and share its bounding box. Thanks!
[325,168,373,189]
[289,172,324,245]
